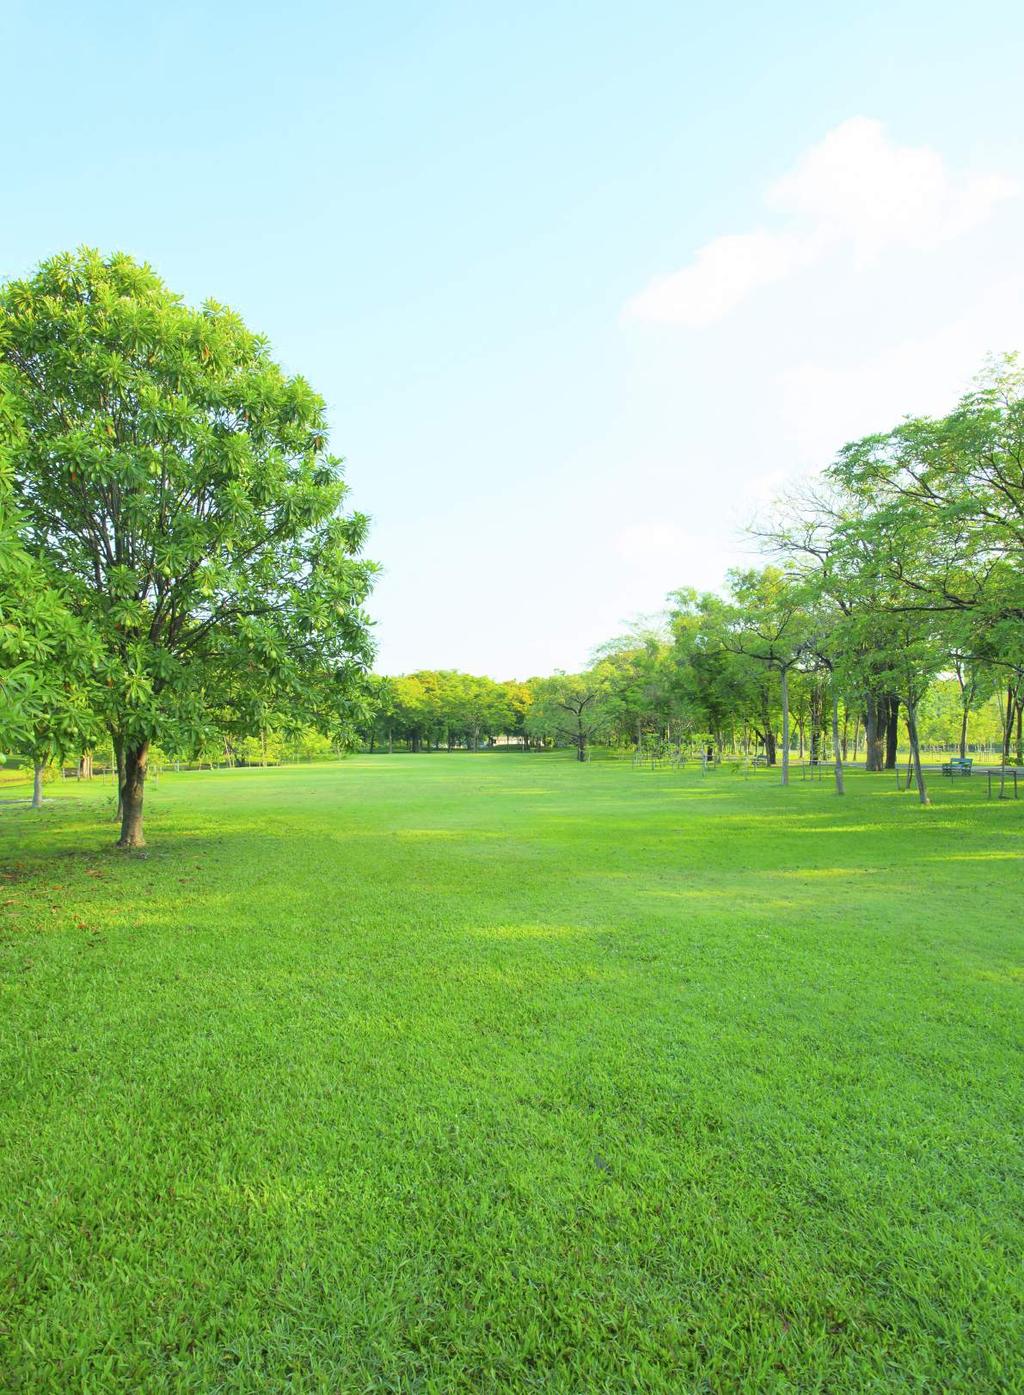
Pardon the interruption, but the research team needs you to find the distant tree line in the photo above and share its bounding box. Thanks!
[360,355,1024,806]
[360,672,532,753]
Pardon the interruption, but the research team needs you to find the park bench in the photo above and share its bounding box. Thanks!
[751,754,769,767]
[941,756,973,777]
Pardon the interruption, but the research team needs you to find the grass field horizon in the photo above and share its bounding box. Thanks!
[2,755,1022,1391]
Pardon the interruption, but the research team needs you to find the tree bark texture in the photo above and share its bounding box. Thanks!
[117,741,149,848]
[884,695,900,770]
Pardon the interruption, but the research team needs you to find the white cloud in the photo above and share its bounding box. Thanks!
[777,273,1024,464]
[611,522,738,596]
[622,229,818,329]
[624,117,1017,326]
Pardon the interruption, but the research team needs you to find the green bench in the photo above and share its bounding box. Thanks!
[942,757,973,776]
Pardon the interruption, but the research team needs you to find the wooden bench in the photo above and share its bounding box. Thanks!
[941,757,973,776]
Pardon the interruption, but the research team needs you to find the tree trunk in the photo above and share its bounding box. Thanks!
[809,682,825,764]
[905,704,929,806]
[780,666,790,787]
[388,728,393,755]
[864,696,883,772]
[31,762,44,809]
[884,696,900,770]
[576,721,588,761]
[762,727,777,765]
[78,752,93,780]
[956,675,975,760]
[831,681,845,796]
[117,741,149,848]
[1003,687,1014,764]
[1017,701,1023,767]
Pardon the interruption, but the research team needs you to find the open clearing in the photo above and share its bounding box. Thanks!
[1,756,1022,1392]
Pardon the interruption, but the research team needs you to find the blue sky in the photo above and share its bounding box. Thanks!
[5,1,1024,676]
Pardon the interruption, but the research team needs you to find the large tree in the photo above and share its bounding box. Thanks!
[826,358,1024,769]
[593,626,676,748]
[526,672,608,761]
[1,249,376,845]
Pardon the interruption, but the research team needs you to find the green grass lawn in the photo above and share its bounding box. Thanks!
[1,756,1022,1393]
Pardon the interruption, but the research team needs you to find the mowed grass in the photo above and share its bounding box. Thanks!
[1,756,1022,1394]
